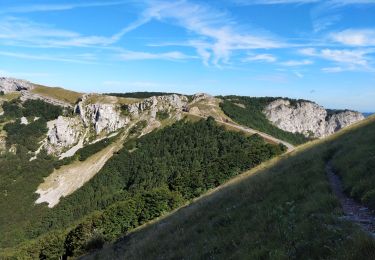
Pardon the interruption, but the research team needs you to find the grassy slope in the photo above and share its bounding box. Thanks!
[31,85,82,104]
[87,116,375,260]
[330,115,375,210]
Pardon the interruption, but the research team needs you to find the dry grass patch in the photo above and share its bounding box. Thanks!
[31,85,82,104]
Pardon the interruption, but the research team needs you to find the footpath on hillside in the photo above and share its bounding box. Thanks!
[326,162,375,236]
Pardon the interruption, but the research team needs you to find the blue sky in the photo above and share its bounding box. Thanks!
[0,0,374,111]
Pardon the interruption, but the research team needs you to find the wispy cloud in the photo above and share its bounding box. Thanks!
[243,53,277,63]
[233,0,375,6]
[0,15,149,48]
[0,1,129,14]
[137,0,283,66]
[312,15,341,32]
[330,29,375,46]
[118,49,197,61]
[300,47,374,72]
[280,59,313,66]
[293,71,304,78]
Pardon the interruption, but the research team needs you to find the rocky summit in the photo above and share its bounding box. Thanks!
[263,99,365,138]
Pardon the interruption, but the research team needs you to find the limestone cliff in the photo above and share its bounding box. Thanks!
[37,93,189,156]
[0,77,34,93]
[263,99,364,138]
[45,116,84,154]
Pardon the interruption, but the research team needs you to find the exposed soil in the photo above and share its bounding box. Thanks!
[326,162,375,235]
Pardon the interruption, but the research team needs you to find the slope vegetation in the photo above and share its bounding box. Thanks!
[86,116,375,260]
[0,117,284,259]
[219,96,310,145]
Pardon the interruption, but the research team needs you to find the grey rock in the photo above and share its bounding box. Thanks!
[263,99,365,138]
[0,77,34,93]
[45,116,84,154]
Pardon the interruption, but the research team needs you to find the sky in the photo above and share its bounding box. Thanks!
[0,0,374,111]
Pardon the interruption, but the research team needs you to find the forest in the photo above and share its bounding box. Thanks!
[218,96,310,145]
[0,112,285,258]
[105,92,179,99]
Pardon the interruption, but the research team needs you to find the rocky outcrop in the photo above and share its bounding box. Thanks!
[77,101,128,134]
[263,99,365,138]
[191,93,213,103]
[0,77,34,93]
[325,110,365,134]
[45,116,84,154]
[75,94,188,135]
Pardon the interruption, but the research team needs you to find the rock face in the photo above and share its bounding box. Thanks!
[45,116,84,154]
[0,77,34,93]
[77,101,127,134]
[263,99,365,138]
[75,94,188,135]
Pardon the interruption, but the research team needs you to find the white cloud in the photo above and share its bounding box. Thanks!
[321,66,345,73]
[0,14,149,48]
[280,59,313,66]
[139,1,283,66]
[0,1,129,14]
[300,47,373,72]
[312,15,341,32]
[118,50,196,61]
[293,71,304,78]
[331,29,375,46]
[233,0,375,5]
[243,54,277,63]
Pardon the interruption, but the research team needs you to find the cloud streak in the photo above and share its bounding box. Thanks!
[300,47,374,72]
[0,1,129,14]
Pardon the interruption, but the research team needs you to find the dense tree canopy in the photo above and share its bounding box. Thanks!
[0,116,284,259]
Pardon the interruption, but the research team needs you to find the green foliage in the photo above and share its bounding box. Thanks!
[0,99,65,152]
[129,120,147,135]
[77,138,114,161]
[219,96,310,145]
[0,118,283,258]
[1,99,23,119]
[106,92,179,99]
[156,110,169,120]
[87,118,375,260]
[22,99,64,121]
[4,118,48,151]
[0,90,4,96]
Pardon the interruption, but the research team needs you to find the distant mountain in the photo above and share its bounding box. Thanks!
[363,112,374,118]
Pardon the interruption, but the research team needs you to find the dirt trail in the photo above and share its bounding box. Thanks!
[326,162,375,235]
[189,113,295,152]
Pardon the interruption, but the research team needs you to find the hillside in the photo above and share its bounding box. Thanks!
[219,96,364,145]
[86,116,375,260]
[0,77,370,259]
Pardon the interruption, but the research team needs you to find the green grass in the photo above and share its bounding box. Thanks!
[330,115,375,210]
[219,96,310,145]
[86,116,375,260]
